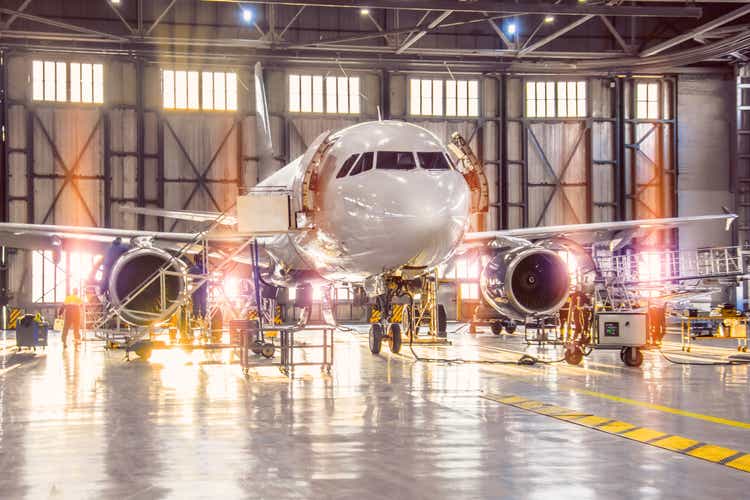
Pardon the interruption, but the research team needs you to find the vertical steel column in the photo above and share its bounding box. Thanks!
[380,70,391,120]
[135,59,145,229]
[157,113,165,232]
[0,51,8,327]
[102,110,112,227]
[25,107,34,224]
[585,77,593,223]
[499,77,508,229]
[520,77,529,227]
[615,77,626,221]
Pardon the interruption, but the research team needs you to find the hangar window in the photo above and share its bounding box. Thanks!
[32,251,101,303]
[636,82,660,119]
[525,80,587,118]
[32,60,104,104]
[161,70,238,111]
[288,74,360,114]
[409,78,479,117]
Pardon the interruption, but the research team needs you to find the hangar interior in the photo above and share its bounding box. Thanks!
[0,1,750,498]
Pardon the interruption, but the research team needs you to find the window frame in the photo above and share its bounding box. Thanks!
[161,68,239,112]
[287,72,361,115]
[31,59,105,105]
[634,80,662,120]
[523,79,589,119]
[408,77,481,118]
[32,250,102,304]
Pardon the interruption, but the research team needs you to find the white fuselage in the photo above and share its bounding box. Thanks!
[256,121,471,285]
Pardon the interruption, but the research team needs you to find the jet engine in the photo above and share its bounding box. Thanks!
[480,243,570,321]
[107,246,188,326]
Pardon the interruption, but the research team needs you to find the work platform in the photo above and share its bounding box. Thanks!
[0,324,748,499]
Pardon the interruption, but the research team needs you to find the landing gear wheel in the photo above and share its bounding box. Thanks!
[251,339,264,355]
[261,343,275,359]
[437,304,447,338]
[388,323,402,354]
[369,323,383,354]
[490,322,503,335]
[564,346,583,365]
[504,322,517,334]
[622,347,643,367]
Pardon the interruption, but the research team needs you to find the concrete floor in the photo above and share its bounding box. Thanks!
[0,326,748,499]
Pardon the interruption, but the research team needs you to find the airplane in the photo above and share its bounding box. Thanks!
[0,64,736,358]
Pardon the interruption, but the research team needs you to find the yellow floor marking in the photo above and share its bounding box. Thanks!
[621,428,667,442]
[517,400,547,410]
[688,445,739,463]
[726,454,750,473]
[649,435,700,452]
[483,392,750,474]
[574,388,750,430]
[536,405,575,416]
[598,421,637,434]
[577,415,612,427]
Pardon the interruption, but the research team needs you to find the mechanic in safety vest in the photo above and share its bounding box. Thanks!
[62,288,83,348]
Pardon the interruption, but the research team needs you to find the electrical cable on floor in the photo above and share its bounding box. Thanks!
[405,328,566,366]
[658,348,750,366]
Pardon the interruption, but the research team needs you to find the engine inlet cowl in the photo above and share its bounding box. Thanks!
[480,246,570,321]
[108,247,188,326]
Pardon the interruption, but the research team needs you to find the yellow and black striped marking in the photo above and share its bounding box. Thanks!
[369,304,404,324]
[8,308,22,329]
[482,393,750,474]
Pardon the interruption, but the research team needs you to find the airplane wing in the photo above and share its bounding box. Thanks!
[117,205,237,226]
[462,214,737,249]
[0,222,247,254]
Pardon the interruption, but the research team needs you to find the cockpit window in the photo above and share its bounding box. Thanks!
[377,151,416,170]
[349,152,374,176]
[417,152,452,170]
[336,154,360,178]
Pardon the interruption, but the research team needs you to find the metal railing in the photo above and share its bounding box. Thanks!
[594,246,744,285]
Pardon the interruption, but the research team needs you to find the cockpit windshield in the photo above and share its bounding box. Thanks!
[417,152,452,170]
[336,150,453,179]
[377,151,416,170]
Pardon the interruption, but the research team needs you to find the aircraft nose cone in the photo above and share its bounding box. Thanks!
[397,170,470,266]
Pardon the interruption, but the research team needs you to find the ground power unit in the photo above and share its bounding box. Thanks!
[594,312,647,367]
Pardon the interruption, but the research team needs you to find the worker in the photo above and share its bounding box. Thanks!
[61,288,83,348]
[99,237,128,294]
[188,254,208,319]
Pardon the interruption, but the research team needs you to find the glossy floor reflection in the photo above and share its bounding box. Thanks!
[0,326,748,499]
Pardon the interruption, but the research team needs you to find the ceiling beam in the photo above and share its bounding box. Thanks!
[396,10,452,54]
[3,0,32,29]
[640,4,750,57]
[518,15,595,57]
[204,0,702,18]
[0,7,128,41]
[599,16,631,53]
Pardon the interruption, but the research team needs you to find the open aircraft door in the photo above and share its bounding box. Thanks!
[447,132,490,231]
[291,131,334,230]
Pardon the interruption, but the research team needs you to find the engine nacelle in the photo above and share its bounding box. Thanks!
[480,244,570,321]
[108,246,188,326]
